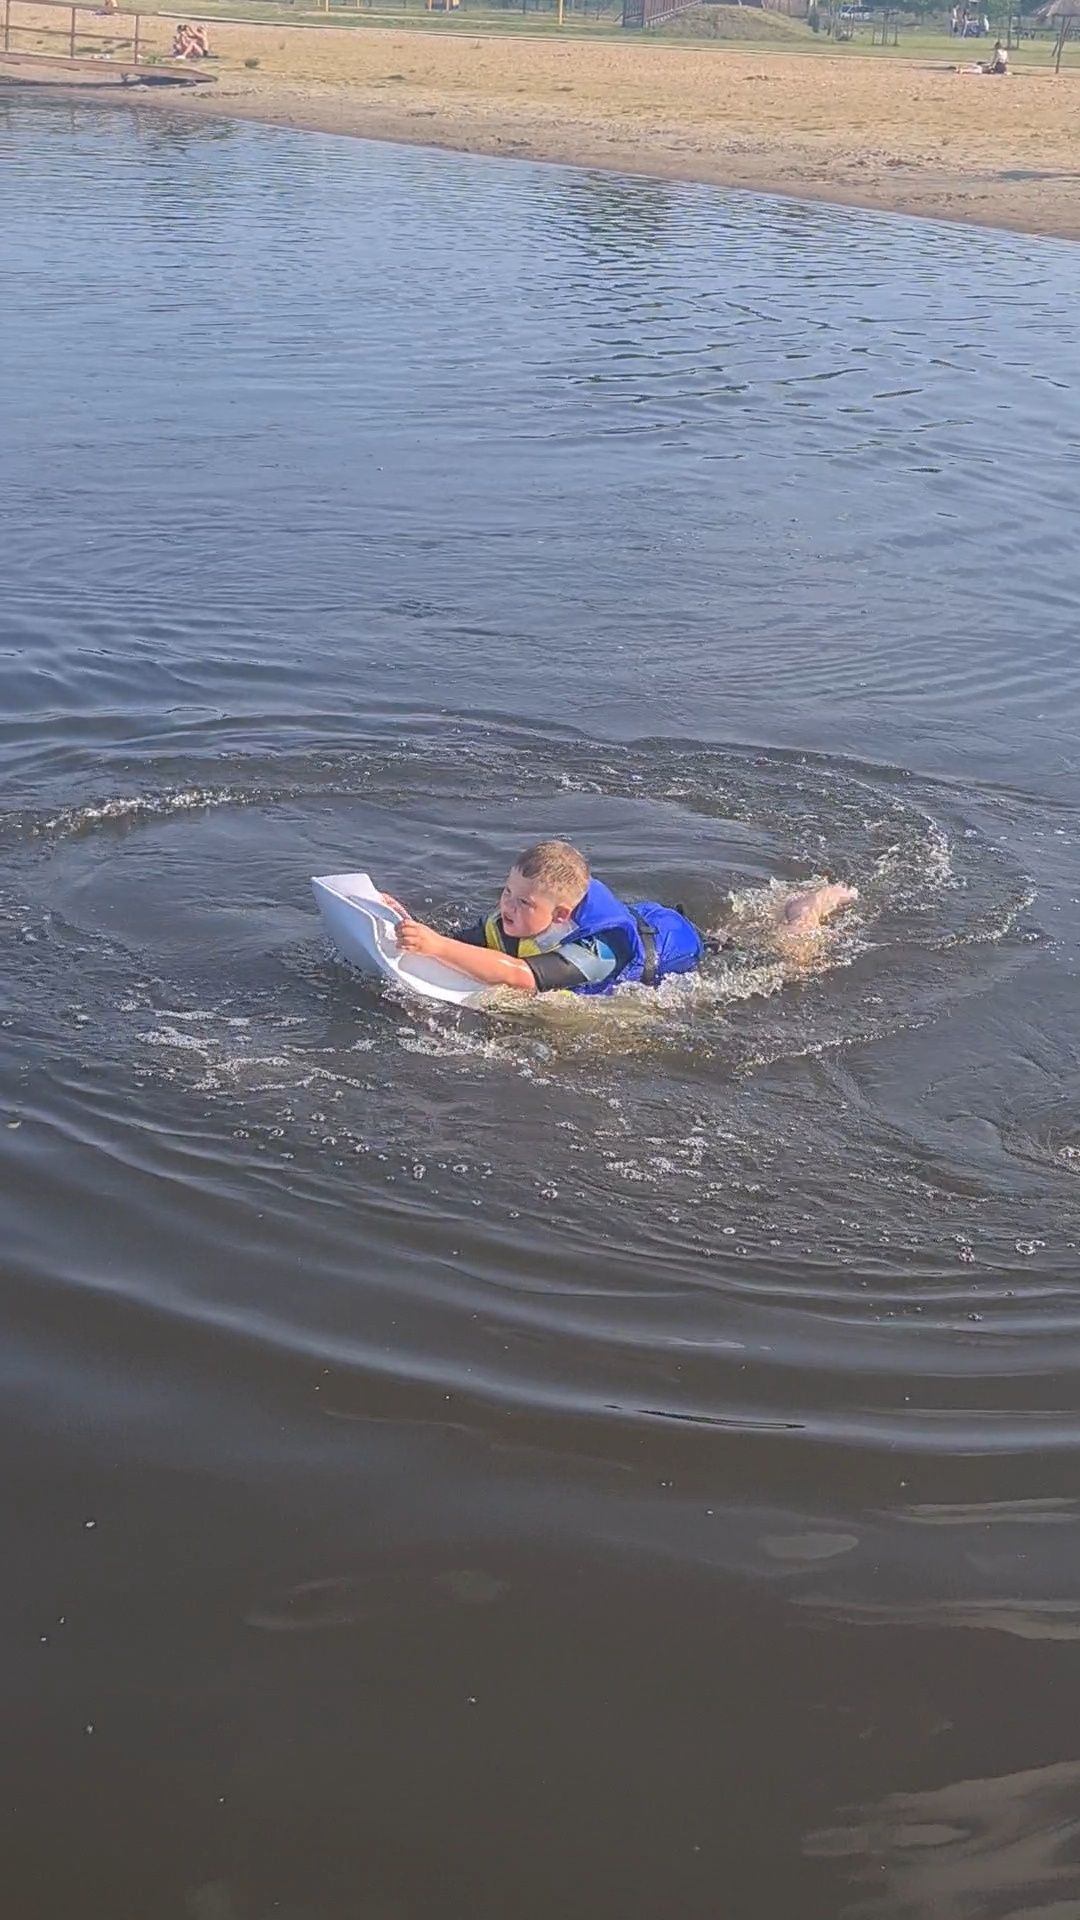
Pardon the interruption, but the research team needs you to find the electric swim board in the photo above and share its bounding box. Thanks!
[311,872,486,1008]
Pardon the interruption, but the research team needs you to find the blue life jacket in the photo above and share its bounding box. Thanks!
[560,878,704,996]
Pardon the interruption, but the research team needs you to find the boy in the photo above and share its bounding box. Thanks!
[386,840,855,998]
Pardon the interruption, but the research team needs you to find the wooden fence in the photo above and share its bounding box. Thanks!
[622,0,701,27]
[0,0,216,79]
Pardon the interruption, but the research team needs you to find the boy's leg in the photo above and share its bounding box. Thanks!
[781,881,858,931]
[703,881,857,957]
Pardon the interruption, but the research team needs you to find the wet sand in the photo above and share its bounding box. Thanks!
[8,12,1079,239]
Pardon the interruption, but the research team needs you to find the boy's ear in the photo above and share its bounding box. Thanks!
[551,902,573,924]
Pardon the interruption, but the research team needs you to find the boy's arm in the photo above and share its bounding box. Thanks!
[395,918,537,994]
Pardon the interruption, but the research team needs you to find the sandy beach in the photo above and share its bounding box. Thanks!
[7,11,1080,236]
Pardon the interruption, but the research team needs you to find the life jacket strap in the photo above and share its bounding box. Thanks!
[631,910,658,987]
[484,914,546,959]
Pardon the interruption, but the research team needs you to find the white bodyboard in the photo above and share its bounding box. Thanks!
[311,872,486,1008]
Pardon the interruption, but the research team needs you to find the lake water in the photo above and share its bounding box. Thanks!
[4,90,1080,1920]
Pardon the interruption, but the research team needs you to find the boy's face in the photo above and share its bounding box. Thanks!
[499,866,572,941]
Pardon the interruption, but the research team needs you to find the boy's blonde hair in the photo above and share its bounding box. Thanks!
[514,839,589,908]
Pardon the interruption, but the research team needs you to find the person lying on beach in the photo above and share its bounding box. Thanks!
[384,839,856,997]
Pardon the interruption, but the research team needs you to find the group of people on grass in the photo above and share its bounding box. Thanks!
[951,5,991,32]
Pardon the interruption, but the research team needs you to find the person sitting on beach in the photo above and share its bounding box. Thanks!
[172,21,210,57]
[985,38,1009,71]
[384,840,856,997]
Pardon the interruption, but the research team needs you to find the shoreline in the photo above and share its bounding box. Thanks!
[142,79,1080,240]
[7,19,1080,239]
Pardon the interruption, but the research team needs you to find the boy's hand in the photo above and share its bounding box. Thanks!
[390,919,536,995]
[380,892,410,919]
[395,916,445,958]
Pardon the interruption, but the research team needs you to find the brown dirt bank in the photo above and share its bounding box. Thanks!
[9,15,1080,237]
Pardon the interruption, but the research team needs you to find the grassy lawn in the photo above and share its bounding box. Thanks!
[793,24,1078,62]
[139,1,627,34]
[59,0,1078,66]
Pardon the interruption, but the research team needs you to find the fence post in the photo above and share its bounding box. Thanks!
[133,9,140,60]
[69,3,76,53]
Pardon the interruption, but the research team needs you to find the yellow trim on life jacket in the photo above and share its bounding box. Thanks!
[483,913,544,958]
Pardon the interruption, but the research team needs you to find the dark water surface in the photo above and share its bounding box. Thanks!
[4,92,1080,1920]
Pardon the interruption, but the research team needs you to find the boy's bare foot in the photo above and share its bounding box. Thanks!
[781,881,859,931]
